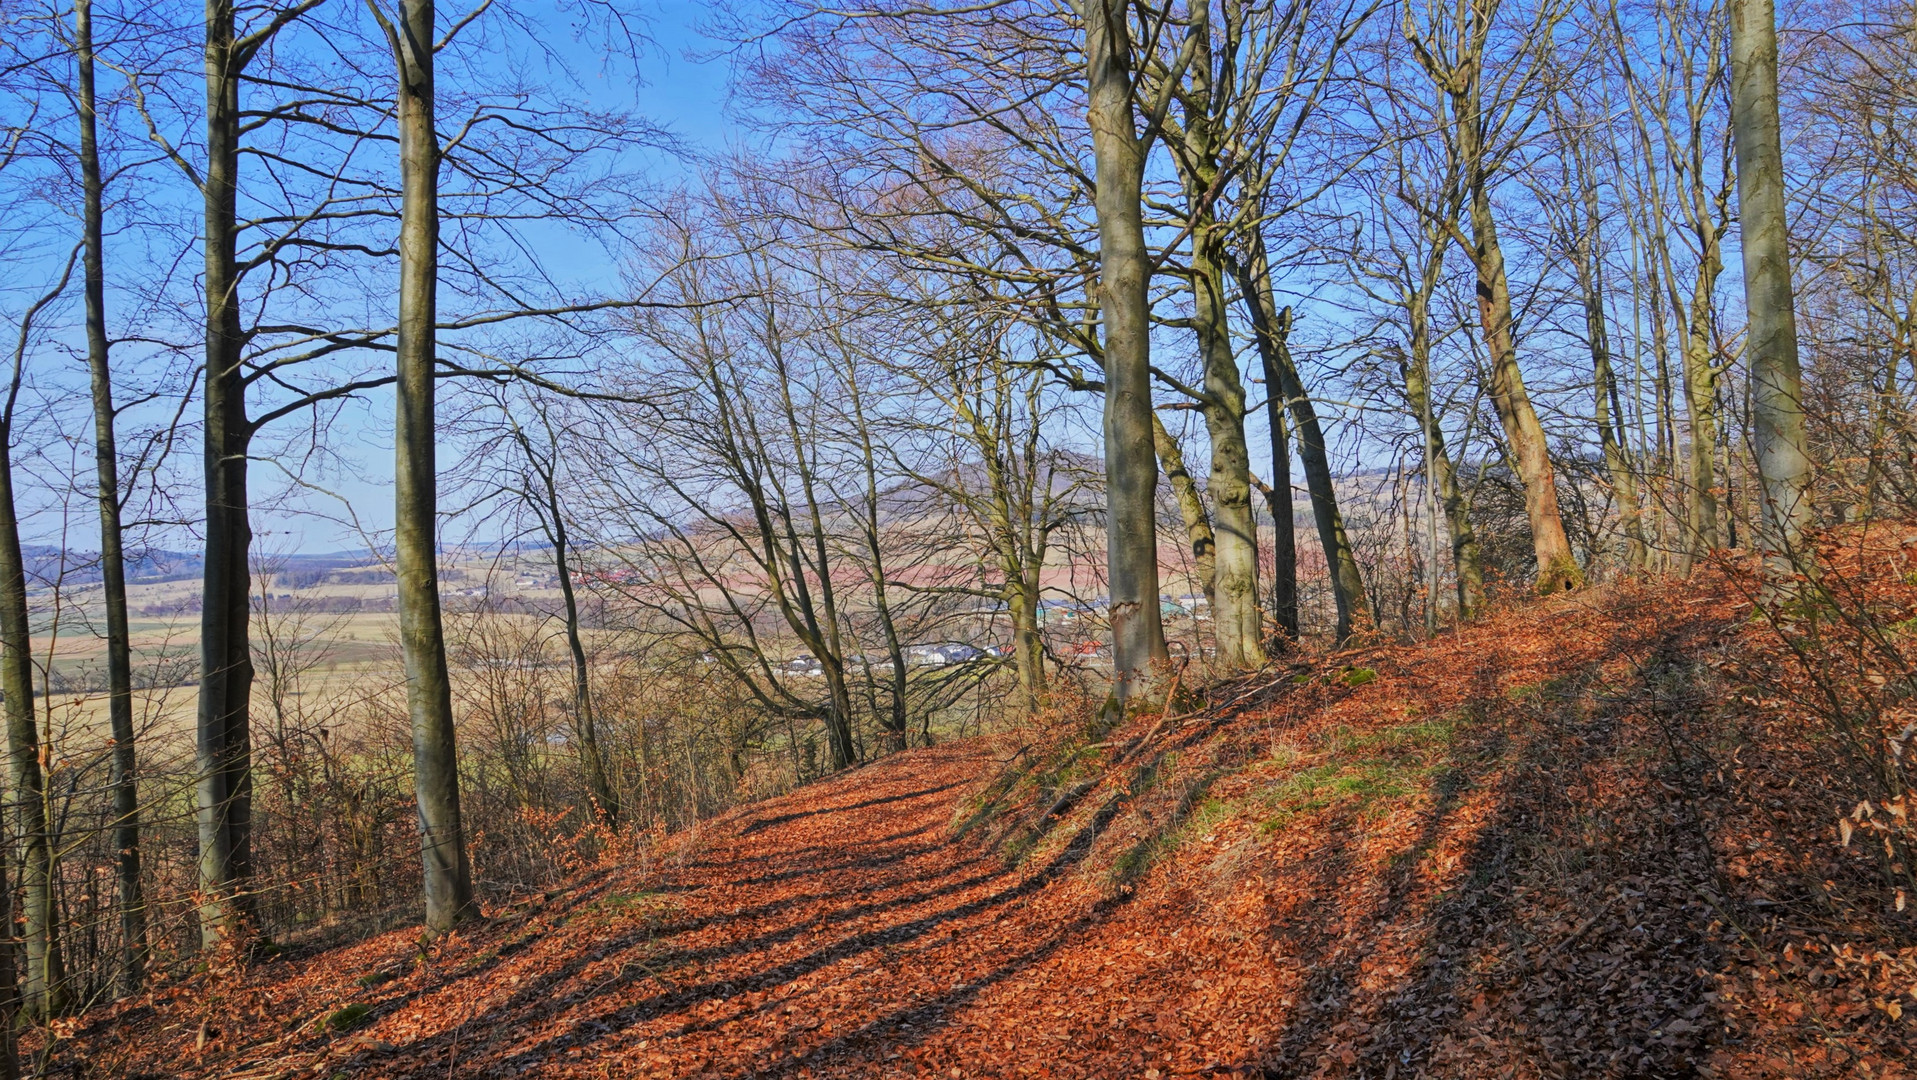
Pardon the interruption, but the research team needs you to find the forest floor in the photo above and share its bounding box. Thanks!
[74,535,1917,1078]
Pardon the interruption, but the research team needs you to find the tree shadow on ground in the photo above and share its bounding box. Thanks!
[1240,597,1731,1078]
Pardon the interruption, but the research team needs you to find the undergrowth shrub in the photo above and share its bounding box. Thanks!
[1722,528,1917,908]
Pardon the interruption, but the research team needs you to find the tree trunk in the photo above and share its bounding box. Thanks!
[1232,244,1368,642]
[771,344,860,769]
[1151,410,1215,611]
[1262,399,1298,643]
[76,0,146,995]
[1401,231,1486,621]
[1084,0,1168,702]
[1271,316,1366,643]
[0,804,15,1080]
[544,486,615,823]
[386,0,475,934]
[1573,157,1647,574]
[1191,254,1264,668]
[844,367,910,752]
[1728,0,1811,579]
[1403,346,1485,624]
[1174,5,1262,669]
[1,264,71,1018]
[197,0,257,949]
[1679,258,1724,561]
[1461,178,1581,594]
[1009,559,1046,709]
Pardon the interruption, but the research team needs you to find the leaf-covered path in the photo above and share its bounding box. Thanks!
[79,565,1917,1078]
[92,741,1282,1079]
[441,744,1229,1079]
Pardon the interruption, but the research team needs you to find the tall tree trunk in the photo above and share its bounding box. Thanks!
[770,340,860,769]
[1403,346,1485,624]
[955,359,1049,711]
[77,0,147,993]
[1679,258,1724,560]
[1085,0,1168,702]
[1,262,72,1018]
[1403,240,1486,621]
[1728,0,1811,579]
[541,479,615,823]
[1460,178,1581,593]
[844,368,910,752]
[1009,559,1045,709]
[197,0,257,949]
[1573,159,1647,573]
[0,805,16,1079]
[1270,318,1367,643]
[1189,249,1263,667]
[507,422,614,820]
[1174,3,1262,669]
[1232,243,1368,642]
[1151,411,1215,611]
[384,0,474,933]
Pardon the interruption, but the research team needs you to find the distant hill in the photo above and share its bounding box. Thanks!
[23,544,203,586]
[22,545,385,587]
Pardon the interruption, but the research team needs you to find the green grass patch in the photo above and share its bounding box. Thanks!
[593,888,663,915]
[320,1004,372,1032]
[1109,774,1224,888]
[1255,717,1467,832]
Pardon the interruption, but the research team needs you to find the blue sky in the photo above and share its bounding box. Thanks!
[268,0,735,555]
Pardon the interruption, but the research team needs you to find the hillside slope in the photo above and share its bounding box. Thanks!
[76,562,1917,1078]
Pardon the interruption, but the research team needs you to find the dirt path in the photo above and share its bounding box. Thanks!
[90,742,1255,1079]
[418,743,1243,1079]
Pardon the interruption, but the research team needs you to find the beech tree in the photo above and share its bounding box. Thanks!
[367,0,475,932]
[0,258,73,1018]
[1404,0,1582,594]
[1082,0,1173,697]
[1728,0,1810,572]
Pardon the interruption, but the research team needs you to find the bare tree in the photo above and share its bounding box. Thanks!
[1608,0,1734,564]
[1729,0,1809,573]
[69,0,145,993]
[1405,0,1583,593]
[367,0,475,933]
[1084,0,1173,697]
[0,255,73,1017]
[1235,245,1372,640]
[495,397,618,820]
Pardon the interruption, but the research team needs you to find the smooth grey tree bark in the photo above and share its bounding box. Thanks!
[1084,0,1169,702]
[75,0,146,995]
[1170,0,1263,669]
[374,0,475,933]
[1728,0,1811,574]
[182,0,330,951]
